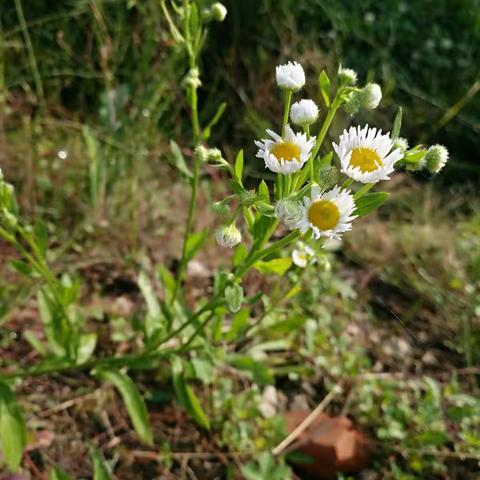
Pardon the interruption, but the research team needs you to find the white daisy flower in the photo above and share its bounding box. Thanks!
[290,99,319,126]
[292,242,315,268]
[255,125,315,174]
[333,125,403,184]
[275,61,305,91]
[295,185,357,240]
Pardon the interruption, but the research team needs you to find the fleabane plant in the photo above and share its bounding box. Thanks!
[211,61,448,292]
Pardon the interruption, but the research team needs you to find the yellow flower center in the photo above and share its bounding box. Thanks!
[349,147,383,173]
[308,200,340,231]
[271,142,301,162]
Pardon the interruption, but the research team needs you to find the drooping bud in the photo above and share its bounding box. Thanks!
[211,2,227,22]
[362,83,382,109]
[392,137,409,154]
[215,223,241,248]
[425,144,449,173]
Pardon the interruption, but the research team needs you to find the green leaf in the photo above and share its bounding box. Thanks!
[232,243,248,267]
[157,265,176,305]
[76,333,97,364]
[229,356,274,385]
[354,192,390,217]
[10,259,35,277]
[138,271,163,339]
[252,216,275,243]
[188,2,199,39]
[93,369,153,445]
[23,330,47,356]
[185,229,209,263]
[319,70,331,107]
[37,289,65,357]
[50,466,73,480]
[226,308,251,340]
[254,258,292,276]
[234,150,244,183]
[392,107,403,139]
[34,221,49,258]
[225,283,244,313]
[258,180,270,202]
[170,140,192,179]
[0,382,26,472]
[202,102,227,140]
[90,447,112,480]
[171,358,210,429]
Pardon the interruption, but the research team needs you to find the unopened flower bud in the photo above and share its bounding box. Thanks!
[290,99,319,126]
[195,145,209,163]
[362,83,382,109]
[425,144,449,173]
[392,137,409,153]
[183,68,202,89]
[215,223,241,248]
[211,2,227,22]
[275,198,302,230]
[338,65,357,86]
[276,61,305,91]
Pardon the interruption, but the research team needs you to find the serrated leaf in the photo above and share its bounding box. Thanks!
[392,107,402,139]
[90,447,112,480]
[0,382,26,472]
[234,150,244,182]
[354,192,390,216]
[254,258,292,276]
[319,70,331,107]
[93,369,153,445]
[169,140,192,179]
[225,284,244,313]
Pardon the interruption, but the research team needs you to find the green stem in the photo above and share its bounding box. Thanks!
[310,98,340,164]
[234,230,300,279]
[282,90,293,137]
[354,182,374,200]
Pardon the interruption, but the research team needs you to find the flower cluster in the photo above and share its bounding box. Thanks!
[215,61,450,255]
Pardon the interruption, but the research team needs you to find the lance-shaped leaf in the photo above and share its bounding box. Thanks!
[169,140,192,179]
[93,369,153,445]
[354,192,390,217]
[0,382,27,471]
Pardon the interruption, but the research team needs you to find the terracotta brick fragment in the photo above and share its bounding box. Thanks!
[285,410,371,479]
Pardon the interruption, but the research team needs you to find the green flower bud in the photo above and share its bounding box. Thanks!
[343,90,362,115]
[425,144,449,173]
[195,145,209,163]
[211,2,227,22]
